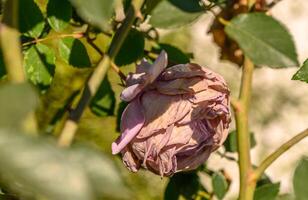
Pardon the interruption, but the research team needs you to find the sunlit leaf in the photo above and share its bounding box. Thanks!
[47,0,72,32]
[69,0,115,31]
[58,37,91,68]
[292,59,308,83]
[254,182,280,200]
[90,76,116,117]
[225,13,298,68]
[0,83,37,129]
[115,29,145,66]
[24,43,56,89]
[150,0,204,29]
[19,0,45,38]
[293,157,308,200]
[212,172,228,199]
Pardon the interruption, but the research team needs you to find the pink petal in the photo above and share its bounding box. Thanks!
[112,98,145,154]
[160,63,205,81]
[122,147,141,172]
[120,83,145,102]
[137,91,190,138]
[148,50,168,83]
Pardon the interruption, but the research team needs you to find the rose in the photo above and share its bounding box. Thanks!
[112,51,231,176]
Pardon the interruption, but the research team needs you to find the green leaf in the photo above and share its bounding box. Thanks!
[152,43,191,64]
[164,173,201,200]
[292,59,308,83]
[150,0,204,29]
[24,43,56,89]
[0,130,93,200]
[0,83,37,129]
[69,0,115,31]
[115,29,145,66]
[90,76,116,117]
[212,172,228,199]
[224,130,256,152]
[19,0,45,38]
[293,157,308,200]
[47,0,72,32]
[276,194,295,200]
[59,38,91,68]
[225,13,299,68]
[254,183,280,200]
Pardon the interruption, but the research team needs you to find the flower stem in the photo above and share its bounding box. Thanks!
[254,128,308,180]
[0,0,25,83]
[235,57,255,200]
[57,0,144,147]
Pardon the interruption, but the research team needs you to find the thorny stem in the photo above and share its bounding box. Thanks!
[0,0,25,83]
[57,0,144,147]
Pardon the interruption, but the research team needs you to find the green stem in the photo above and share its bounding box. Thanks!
[235,57,255,200]
[57,0,144,147]
[0,0,25,83]
[254,128,308,180]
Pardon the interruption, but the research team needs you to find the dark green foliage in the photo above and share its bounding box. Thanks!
[47,0,72,32]
[18,0,45,38]
[90,76,116,117]
[150,0,204,29]
[115,29,145,66]
[254,183,280,200]
[164,172,204,200]
[58,38,91,68]
[152,43,191,65]
[224,130,256,152]
[0,50,6,79]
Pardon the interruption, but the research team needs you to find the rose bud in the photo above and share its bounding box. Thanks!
[112,51,231,176]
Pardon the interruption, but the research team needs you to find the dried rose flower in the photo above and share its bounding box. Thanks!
[112,51,231,176]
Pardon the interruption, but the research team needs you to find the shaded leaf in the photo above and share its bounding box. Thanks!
[224,130,256,152]
[69,0,115,31]
[254,183,280,200]
[292,59,308,83]
[212,172,228,199]
[0,130,93,200]
[19,0,45,38]
[115,29,145,66]
[59,37,91,68]
[47,0,72,32]
[116,101,128,132]
[293,157,308,200]
[164,173,201,200]
[152,43,191,64]
[0,83,37,129]
[225,13,298,68]
[90,76,116,117]
[150,0,204,29]
[24,43,56,89]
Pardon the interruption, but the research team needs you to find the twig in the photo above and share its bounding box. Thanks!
[0,0,25,83]
[253,128,308,180]
[57,0,144,147]
[22,32,84,47]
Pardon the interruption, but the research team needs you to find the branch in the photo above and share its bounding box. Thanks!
[0,0,25,83]
[57,0,144,147]
[234,57,255,200]
[253,128,308,180]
